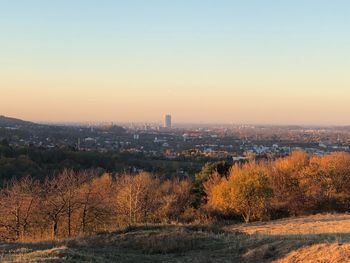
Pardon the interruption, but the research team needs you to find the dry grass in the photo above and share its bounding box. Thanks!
[2,214,350,262]
[276,243,350,263]
[228,213,350,235]
[0,246,68,262]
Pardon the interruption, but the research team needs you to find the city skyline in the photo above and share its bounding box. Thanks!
[1,1,350,125]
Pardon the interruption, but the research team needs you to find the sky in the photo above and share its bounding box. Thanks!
[1,0,350,125]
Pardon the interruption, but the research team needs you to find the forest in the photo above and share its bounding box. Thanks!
[0,139,206,183]
[2,150,350,242]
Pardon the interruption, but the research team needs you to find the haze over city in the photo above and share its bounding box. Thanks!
[1,0,350,125]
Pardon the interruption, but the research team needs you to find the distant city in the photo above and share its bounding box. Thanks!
[1,114,350,177]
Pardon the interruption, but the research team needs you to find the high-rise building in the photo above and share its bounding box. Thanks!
[163,114,172,129]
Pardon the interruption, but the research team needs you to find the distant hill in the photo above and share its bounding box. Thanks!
[0,115,37,128]
[0,115,127,135]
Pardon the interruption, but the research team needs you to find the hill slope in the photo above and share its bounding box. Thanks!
[2,214,350,262]
[0,115,36,127]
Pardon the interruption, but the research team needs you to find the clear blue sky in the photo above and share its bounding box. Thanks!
[1,1,350,124]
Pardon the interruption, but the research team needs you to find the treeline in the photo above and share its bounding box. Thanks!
[202,151,350,222]
[0,140,204,183]
[0,171,192,241]
[2,151,350,242]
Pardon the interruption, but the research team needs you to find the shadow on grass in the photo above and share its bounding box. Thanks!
[3,225,350,262]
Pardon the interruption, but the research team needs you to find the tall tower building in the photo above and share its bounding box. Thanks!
[163,114,172,129]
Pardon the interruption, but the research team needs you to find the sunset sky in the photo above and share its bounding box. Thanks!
[1,0,350,125]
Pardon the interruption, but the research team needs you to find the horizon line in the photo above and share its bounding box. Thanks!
[2,115,348,128]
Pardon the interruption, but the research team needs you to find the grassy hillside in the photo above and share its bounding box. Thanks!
[2,214,350,262]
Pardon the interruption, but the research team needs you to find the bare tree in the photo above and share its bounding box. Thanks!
[42,174,68,239]
[115,172,159,225]
[78,173,115,234]
[0,176,40,241]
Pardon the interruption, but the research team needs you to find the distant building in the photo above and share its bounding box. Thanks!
[163,114,172,129]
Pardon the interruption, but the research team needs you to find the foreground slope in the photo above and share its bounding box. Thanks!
[2,214,350,262]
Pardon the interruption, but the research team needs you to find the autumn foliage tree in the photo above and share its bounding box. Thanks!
[298,152,350,212]
[156,178,193,222]
[268,151,309,216]
[194,161,231,205]
[206,162,273,222]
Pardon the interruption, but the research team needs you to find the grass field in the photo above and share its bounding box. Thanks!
[2,213,350,262]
